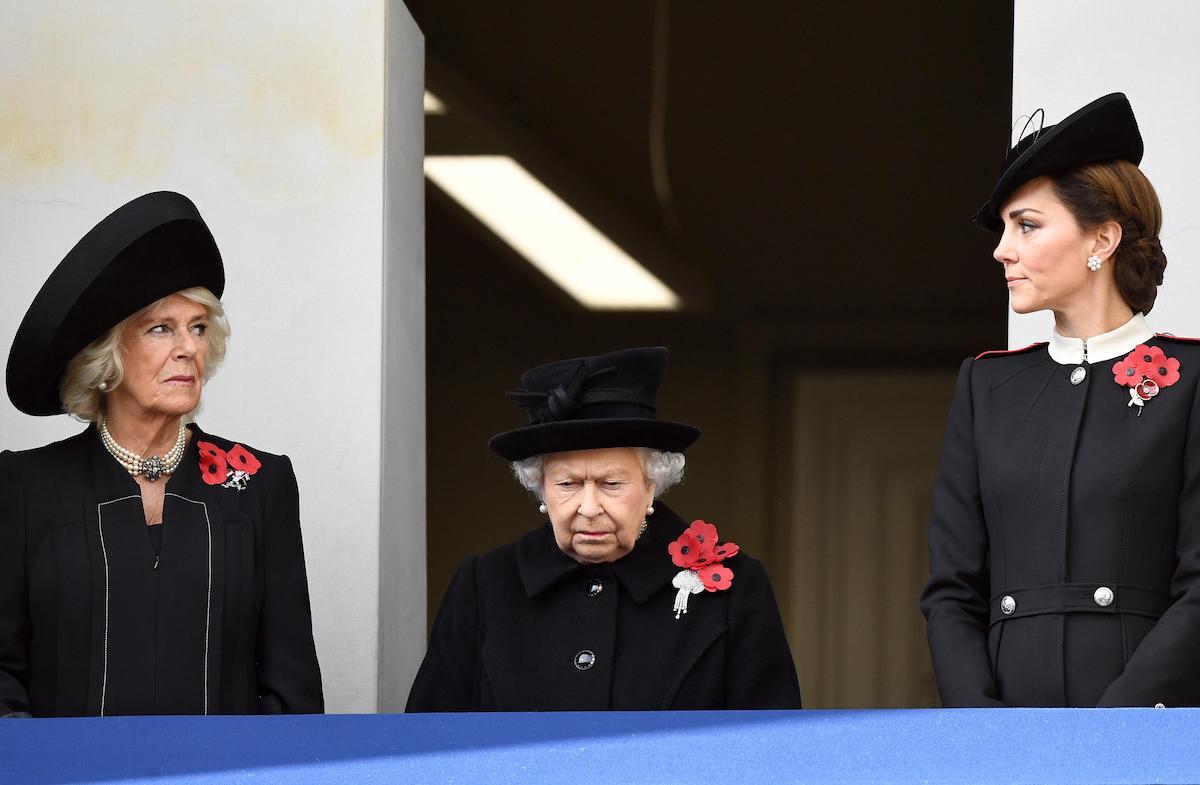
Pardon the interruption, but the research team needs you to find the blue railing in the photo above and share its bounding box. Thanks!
[2,709,1198,784]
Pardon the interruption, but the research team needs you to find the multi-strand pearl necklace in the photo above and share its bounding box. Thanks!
[98,416,187,481]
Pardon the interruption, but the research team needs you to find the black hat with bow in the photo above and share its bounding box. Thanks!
[488,346,701,461]
[7,191,224,416]
[973,92,1144,232]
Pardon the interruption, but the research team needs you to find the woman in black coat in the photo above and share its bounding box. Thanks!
[920,93,1200,707]
[406,347,801,711]
[1,192,323,717]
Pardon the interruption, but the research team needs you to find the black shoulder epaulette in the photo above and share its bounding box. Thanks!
[975,342,1048,361]
[1156,332,1200,344]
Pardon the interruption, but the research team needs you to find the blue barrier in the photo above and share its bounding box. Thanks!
[1,709,1197,784]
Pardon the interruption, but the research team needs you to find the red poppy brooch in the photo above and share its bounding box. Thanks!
[197,441,262,491]
[667,520,739,619]
[1112,344,1181,415]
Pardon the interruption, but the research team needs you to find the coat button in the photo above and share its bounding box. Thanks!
[583,579,604,597]
[1093,586,1115,607]
[1000,595,1016,615]
[1155,702,1166,708]
[574,650,596,670]
[1070,367,1087,385]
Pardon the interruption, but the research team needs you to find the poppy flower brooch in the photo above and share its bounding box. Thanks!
[197,441,262,490]
[667,520,739,619]
[1112,344,1181,415]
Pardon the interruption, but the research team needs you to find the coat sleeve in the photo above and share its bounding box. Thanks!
[255,455,324,713]
[0,452,33,717]
[1097,373,1200,707]
[405,557,482,712]
[723,556,802,709]
[919,358,1005,707]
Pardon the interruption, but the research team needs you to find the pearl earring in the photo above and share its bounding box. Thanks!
[646,505,655,515]
[538,502,547,514]
[1087,254,1103,271]
[97,381,108,392]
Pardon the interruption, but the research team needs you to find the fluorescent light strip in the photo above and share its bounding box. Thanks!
[424,155,681,311]
[424,91,447,115]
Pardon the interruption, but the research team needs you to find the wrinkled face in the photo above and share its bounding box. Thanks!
[108,293,210,419]
[993,176,1099,314]
[542,447,657,564]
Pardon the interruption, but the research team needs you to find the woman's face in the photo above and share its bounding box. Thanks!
[542,447,657,564]
[993,176,1102,314]
[107,293,210,420]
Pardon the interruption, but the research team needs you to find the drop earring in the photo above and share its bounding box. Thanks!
[538,502,547,514]
[1087,254,1103,271]
[638,520,648,538]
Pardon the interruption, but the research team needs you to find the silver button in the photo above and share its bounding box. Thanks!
[1070,367,1087,385]
[586,580,603,597]
[1155,702,1166,709]
[1000,595,1016,615]
[574,650,596,670]
[1094,586,1114,607]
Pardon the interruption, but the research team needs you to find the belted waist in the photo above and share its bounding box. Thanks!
[989,583,1171,627]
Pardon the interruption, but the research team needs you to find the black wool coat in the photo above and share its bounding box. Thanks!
[921,336,1200,707]
[406,503,801,711]
[0,424,324,717]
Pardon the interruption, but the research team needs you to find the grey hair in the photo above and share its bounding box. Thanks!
[510,448,686,500]
[59,286,230,422]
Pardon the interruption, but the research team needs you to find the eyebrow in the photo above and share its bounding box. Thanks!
[1007,207,1044,219]
[134,311,208,327]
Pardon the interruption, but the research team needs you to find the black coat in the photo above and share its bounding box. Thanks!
[0,424,324,717]
[920,335,1200,707]
[406,503,801,711]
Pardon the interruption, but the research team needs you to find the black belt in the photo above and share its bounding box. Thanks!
[989,583,1171,627]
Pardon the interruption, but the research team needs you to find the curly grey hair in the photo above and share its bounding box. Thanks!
[511,448,686,500]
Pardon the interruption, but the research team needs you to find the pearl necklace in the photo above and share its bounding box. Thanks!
[98,416,188,482]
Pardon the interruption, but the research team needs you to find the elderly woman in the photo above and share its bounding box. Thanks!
[1,191,323,717]
[406,346,801,711]
[921,93,1200,707]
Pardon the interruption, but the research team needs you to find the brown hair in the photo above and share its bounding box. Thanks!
[1049,160,1167,314]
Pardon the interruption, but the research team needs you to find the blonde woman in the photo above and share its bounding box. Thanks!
[1,192,323,717]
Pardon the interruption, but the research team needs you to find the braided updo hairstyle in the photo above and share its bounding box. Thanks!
[1049,160,1167,314]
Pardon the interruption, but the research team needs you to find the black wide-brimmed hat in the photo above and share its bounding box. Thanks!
[973,92,1144,232]
[488,346,701,461]
[6,191,224,416]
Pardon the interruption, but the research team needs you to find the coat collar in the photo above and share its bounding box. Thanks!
[515,502,689,603]
[1047,312,1154,365]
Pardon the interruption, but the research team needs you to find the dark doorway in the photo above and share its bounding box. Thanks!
[407,0,1014,708]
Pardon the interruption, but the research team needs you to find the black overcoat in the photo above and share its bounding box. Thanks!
[921,332,1200,707]
[0,424,324,717]
[406,503,801,711]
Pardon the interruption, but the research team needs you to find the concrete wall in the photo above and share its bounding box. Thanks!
[0,0,425,713]
[1010,0,1200,345]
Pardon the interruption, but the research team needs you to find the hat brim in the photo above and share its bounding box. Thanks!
[973,93,1144,232]
[488,418,701,462]
[6,192,223,416]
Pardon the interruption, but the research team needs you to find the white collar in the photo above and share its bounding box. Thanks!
[1047,313,1154,365]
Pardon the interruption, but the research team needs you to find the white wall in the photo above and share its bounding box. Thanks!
[1010,0,1200,346]
[0,0,425,713]
[379,5,427,712]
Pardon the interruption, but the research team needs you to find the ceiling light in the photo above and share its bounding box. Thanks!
[424,91,447,115]
[424,155,681,310]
